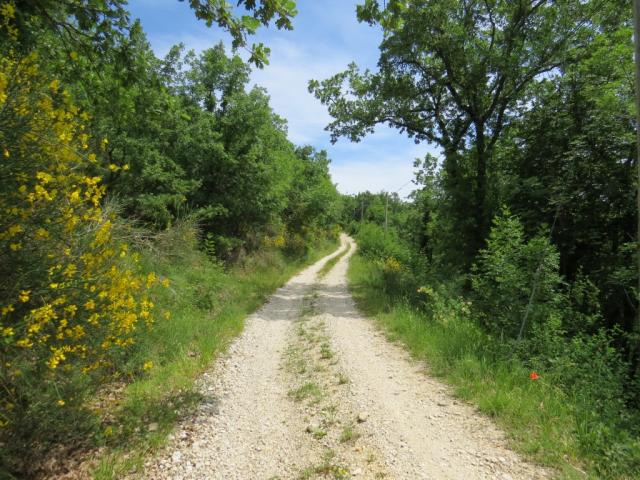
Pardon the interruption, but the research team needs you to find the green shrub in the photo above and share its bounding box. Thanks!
[471,210,564,340]
[0,54,167,474]
[355,222,412,264]
[416,284,472,326]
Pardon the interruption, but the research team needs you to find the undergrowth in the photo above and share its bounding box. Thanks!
[348,252,639,480]
[0,221,338,480]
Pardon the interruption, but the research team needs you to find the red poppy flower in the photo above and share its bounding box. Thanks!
[529,371,539,380]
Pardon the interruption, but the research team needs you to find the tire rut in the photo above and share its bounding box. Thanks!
[316,235,551,480]
[141,243,348,480]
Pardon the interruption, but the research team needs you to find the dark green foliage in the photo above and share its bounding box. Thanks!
[6,5,341,249]
[4,0,297,66]
[471,210,564,340]
[284,146,342,235]
[355,222,411,265]
[500,23,636,338]
[312,0,603,263]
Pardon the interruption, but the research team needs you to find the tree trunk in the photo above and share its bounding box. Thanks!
[475,121,488,253]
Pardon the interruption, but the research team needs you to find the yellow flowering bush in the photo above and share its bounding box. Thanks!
[382,256,403,273]
[263,233,286,249]
[376,255,410,295]
[416,286,472,324]
[0,51,164,438]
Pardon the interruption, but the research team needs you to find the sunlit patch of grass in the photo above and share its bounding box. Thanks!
[289,382,323,403]
[299,449,350,480]
[320,342,334,360]
[339,424,360,444]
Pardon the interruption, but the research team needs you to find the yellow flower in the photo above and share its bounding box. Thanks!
[108,164,119,172]
[69,190,80,202]
[383,256,402,272]
[0,2,15,18]
[58,131,71,142]
[7,224,22,237]
[122,164,130,171]
[0,56,162,397]
[57,399,65,407]
[36,171,53,184]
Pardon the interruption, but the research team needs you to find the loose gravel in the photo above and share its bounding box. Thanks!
[140,235,551,480]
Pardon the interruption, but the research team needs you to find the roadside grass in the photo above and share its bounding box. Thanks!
[339,425,360,444]
[320,342,334,360]
[299,449,350,480]
[336,372,349,385]
[289,382,324,403]
[317,241,351,278]
[91,229,339,479]
[347,253,594,480]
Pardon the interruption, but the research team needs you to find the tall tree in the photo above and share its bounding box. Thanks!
[310,0,598,260]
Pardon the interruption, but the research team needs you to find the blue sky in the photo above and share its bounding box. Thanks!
[127,0,438,196]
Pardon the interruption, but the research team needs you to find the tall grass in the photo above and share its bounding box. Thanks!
[347,253,635,480]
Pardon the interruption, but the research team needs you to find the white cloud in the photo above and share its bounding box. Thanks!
[330,141,437,197]
[330,158,416,197]
[250,38,352,145]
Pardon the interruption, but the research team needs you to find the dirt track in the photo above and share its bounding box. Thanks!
[142,234,549,480]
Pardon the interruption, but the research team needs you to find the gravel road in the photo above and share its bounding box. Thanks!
[141,235,550,480]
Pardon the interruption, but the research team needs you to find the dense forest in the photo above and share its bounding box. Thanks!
[320,0,640,477]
